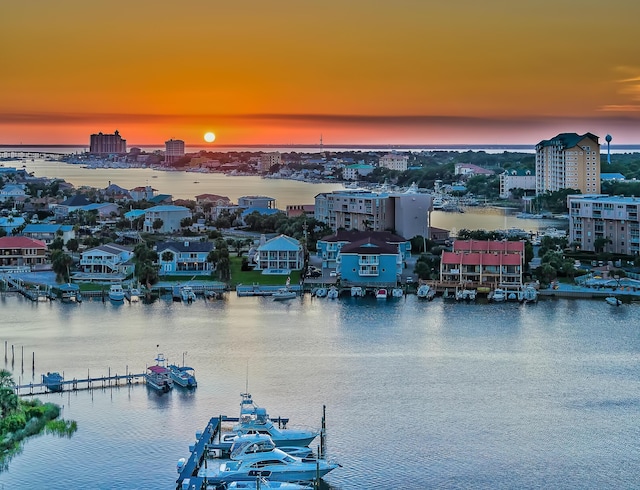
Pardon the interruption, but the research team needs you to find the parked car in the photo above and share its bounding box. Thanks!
[329,271,337,277]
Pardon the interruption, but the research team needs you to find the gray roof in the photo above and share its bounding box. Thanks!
[156,241,213,253]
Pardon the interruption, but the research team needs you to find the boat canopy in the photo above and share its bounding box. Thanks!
[148,365,169,374]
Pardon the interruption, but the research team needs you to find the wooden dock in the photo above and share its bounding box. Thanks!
[15,371,145,396]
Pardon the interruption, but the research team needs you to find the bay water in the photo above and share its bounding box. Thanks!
[0,293,638,489]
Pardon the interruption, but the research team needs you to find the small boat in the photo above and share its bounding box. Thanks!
[326,286,339,300]
[489,288,506,303]
[461,289,476,301]
[273,288,296,301]
[227,392,320,447]
[416,284,435,300]
[108,284,125,302]
[168,364,197,388]
[375,288,388,299]
[127,287,141,302]
[145,354,173,393]
[42,372,64,392]
[59,283,82,303]
[197,434,339,483]
[605,296,622,306]
[391,287,403,298]
[181,285,197,303]
[313,287,327,298]
[520,286,538,304]
[350,286,363,297]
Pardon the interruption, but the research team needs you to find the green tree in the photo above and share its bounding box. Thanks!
[152,218,163,231]
[50,249,73,282]
[66,238,79,253]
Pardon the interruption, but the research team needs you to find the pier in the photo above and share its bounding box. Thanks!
[15,369,145,396]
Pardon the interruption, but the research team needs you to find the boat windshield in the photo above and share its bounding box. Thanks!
[230,438,275,459]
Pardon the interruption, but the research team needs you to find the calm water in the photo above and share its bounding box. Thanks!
[0,294,638,489]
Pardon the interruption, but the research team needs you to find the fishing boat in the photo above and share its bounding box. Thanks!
[42,372,64,392]
[228,392,320,447]
[197,434,339,484]
[326,286,339,300]
[181,285,197,303]
[605,296,622,306]
[375,288,388,299]
[108,284,125,302]
[145,354,173,393]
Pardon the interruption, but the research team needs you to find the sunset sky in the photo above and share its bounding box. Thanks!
[2,0,640,146]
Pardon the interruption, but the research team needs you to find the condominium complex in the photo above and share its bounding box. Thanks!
[440,240,525,287]
[499,169,535,199]
[314,185,432,239]
[165,139,185,163]
[379,152,409,172]
[89,130,127,154]
[259,152,281,172]
[568,194,640,255]
[535,132,600,195]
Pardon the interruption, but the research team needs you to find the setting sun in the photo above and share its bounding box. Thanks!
[204,132,216,143]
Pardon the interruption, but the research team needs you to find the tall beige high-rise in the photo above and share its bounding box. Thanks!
[535,132,601,195]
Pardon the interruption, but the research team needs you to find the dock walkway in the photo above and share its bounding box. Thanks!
[15,372,145,396]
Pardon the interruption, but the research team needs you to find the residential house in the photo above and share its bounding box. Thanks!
[195,194,233,221]
[22,224,75,246]
[440,240,525,288]
[0,236,48,270]
[82,202,120,219]
[129,185,157,202]
[156,240,214,275]
[143,205,191,233]
[317,230,411,270]
[79,243,135,275]
[53,194,91,220]
[0,184,27,203]
[343,164,374,181]
[286,204,314,218]
[379,152,409,172]
[336,236,403,287]
[254,234,304,273]
[454,163,495,176]
[238,196,276,209]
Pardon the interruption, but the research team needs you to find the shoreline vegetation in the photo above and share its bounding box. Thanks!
[0,370,76,470]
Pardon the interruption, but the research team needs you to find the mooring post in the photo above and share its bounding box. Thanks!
[32,352,34,373]
[21,345,24,373]
[4,340,7,362]
[108,367,111,386]
[11,344,14,366]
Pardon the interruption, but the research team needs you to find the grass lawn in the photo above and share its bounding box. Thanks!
[229,256,300,288]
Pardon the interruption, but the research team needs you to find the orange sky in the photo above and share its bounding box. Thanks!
[2,0,640,146]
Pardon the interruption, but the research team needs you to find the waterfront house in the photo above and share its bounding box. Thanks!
[155,240,213,275]
[53,194,91,220]
[440,239,525,288]
[254,234,304,274]
[79,243,135,275]
[0,236,48,271]
[22,223,75,246]
[195,194,232,220]
[317,230,411,270]
[238,195,276,209]
[336,236,403,287]
[130,185,157,202]
[143,205,191,234]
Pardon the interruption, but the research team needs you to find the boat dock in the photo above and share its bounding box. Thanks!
[176,416,221,490]
[15,370,145,396]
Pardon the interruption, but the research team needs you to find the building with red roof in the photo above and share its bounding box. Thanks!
[0,236,48,270]
[440,239,525,288]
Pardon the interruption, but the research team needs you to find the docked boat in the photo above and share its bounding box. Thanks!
[326,286,339,300]
[605,296,622,306]
[168,364,197,388]
[391,287,403,298]
[59,283,82,303]
[108,284,125,302]
[313,287,327,298]
[375,288,388,299]
[145,354,173,393]
[127,287,141,302]
[197,434,339,484]
[181,285,197,303]
[273,288,296,301]
[519,286,538,304]
[489,288,506,303]
[42,372,64,392]
[228,392,320,447]
[350,286,363,297]
[416,284,435,300]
